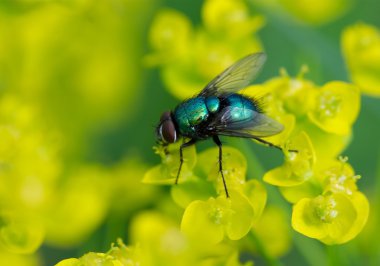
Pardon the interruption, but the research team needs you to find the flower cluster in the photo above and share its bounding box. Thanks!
[0,96,59,255]
[0,96,158,264]
[0,96,112,255]
[146,71,368,252]
[147,0,264,99]
[0,0,156,263]
[2,0,376,264]
[146,0,369,249]
[244,70,369,244]
[55,211,256,266]
[144,143,270,249]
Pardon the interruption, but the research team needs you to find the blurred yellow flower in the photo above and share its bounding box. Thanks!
[342,22,380,97]
[148,0,264,99]
[44,167,110,247]
[0,249,40,266]
[0,213,44,254]
[55,239,142,266]
[0,1,148,158]
[0,96,59,253]
[254,0,353,25]
[130,211,240,266]
[130,211,190,266]
[202,0,265,38]
[252,205,291,257]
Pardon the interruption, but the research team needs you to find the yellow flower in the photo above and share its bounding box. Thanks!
[246,69,360,158]
[143,142,197,185]
[198,146,247,193]
[202,0,265,38]
[181,190,254,245]
[317,157,360,196]
[292,192,369,244]
[148,9,192,63]
[264,131,315,187]
[308,81,360,135]
[342,22,380,97]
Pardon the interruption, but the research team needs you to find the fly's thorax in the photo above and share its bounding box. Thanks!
[173,97,210,137]
[224,94,258,122]
[205,96,220,113]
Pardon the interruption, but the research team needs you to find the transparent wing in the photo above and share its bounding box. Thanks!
[199,52,267,97]
[208,106,283,138]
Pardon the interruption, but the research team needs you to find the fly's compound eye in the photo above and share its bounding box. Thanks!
[160,119,177,143]
[157,111,177,144]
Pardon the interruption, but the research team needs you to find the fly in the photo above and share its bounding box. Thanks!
[156,53,286,198]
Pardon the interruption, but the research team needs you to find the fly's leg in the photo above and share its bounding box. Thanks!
[213,135,229,198]
[253,137,298,153]
[175,139,196,185]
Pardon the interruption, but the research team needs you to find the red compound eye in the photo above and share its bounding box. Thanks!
[160,119,177,143]
[157,111,177,144]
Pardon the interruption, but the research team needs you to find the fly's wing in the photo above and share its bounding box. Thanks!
[199,53,267,97]
[208,107,283,138]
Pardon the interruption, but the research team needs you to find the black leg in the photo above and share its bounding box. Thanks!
[253,137,298,153]
[175,139,196,185]
[213,135,229,198]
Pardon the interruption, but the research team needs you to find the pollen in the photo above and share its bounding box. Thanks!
[209,207,224,225]
[317,91,342,119]
[314,196,338,223]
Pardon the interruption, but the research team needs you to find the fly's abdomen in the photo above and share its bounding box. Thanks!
[225,94,258,122]
[174,97,210,136]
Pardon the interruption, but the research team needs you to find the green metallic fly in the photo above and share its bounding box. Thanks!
[156,53,284,197]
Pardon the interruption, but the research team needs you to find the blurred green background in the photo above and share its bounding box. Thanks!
[0,0,380,265]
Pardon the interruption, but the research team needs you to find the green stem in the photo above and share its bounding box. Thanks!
[292,234,326,266]
[326,245,348,266]
[374,149,380,208]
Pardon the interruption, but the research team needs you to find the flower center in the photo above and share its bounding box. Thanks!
[317,92,342,119]
[314,196,338,223]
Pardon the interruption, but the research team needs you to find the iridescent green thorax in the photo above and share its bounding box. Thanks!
[224,94,258,122]
[174,97,210,136]
[205,96,220,113]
